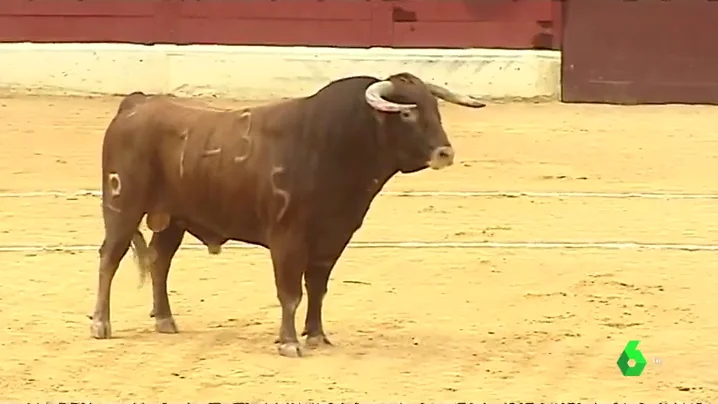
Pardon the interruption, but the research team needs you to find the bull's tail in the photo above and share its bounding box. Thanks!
[129,229,154,287]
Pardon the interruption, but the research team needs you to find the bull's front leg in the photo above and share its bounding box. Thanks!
[302,237,351,348]
[269,244,306,358]
[302,260,335,347]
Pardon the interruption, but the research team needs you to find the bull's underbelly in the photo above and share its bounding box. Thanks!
[149,213,268,253]
[176,203,266,247]
[145,181,268,250]
[179,219,231,252]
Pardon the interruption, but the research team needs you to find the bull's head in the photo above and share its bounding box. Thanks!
[364,72,485,174]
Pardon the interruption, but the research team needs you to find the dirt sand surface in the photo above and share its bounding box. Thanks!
[0,95,717,401]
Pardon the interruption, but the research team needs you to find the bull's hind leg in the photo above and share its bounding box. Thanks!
[147,221,185,334]
[90,210,143,339]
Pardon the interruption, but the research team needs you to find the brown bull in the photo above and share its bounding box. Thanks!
[90,72,485,357]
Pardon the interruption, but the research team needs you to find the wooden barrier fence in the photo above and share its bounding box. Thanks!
[0,0,561,50]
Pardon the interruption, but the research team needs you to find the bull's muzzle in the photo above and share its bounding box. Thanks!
[428,146,455,170]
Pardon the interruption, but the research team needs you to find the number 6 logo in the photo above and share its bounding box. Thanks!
[617,340,647,376]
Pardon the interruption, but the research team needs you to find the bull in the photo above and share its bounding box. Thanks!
[89,72,485,357]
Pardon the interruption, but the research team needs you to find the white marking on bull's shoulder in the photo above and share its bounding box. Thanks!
[234,109,253,164]
[367,178,379,192]
[108,172,122,197]
[178,129,189,178]
[104,202,122,213]
[125,110,137,118]
[203,148,222,157]
[271,166,290,221]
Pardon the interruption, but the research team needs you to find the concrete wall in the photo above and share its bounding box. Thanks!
[0,43,561,101]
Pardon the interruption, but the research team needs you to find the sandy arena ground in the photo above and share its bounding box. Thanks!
[0,95,717,401]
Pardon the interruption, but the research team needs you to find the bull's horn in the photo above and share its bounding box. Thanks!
[365,81,417,112]
[426,83,486,108]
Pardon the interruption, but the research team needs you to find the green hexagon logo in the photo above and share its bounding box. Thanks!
[617,340,647,376]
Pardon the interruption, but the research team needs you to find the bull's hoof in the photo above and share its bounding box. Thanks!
[207,244,222,255]
[90,319,112,339]
[306,334,333,348]
[278,342,302,358]
[155,317,179,334]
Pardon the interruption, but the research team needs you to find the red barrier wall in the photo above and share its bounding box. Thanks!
[562,0,718,104]
[0,0,561,50]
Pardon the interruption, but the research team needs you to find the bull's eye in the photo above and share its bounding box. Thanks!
[400,110,416,122]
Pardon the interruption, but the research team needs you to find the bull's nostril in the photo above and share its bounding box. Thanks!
[429,147,455,169]
[435,147,454,161]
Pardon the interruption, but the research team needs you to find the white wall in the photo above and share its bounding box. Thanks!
[0,43,561,100]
